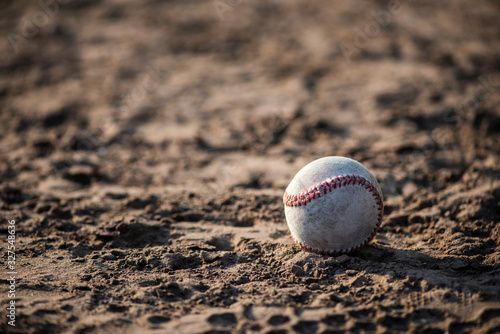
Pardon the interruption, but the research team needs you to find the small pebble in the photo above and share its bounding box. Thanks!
[102,254,117,261]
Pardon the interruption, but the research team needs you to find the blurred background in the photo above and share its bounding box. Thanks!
[1,0,499,194]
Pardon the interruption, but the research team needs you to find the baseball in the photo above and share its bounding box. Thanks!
[283,156,383,255]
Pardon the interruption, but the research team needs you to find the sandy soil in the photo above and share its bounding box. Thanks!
[1,0,500,333]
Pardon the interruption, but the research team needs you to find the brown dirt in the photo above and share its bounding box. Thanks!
[1,0,500,333]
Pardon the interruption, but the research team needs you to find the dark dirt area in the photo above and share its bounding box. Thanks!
[1,0,500,333]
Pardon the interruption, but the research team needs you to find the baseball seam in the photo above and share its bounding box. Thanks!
[283,174,383,255]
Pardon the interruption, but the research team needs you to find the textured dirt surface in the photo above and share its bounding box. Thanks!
[1,0,500,333]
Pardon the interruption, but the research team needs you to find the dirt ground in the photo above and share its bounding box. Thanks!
[1,0,500,333]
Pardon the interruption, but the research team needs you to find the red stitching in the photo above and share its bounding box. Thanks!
[284,174,384,256]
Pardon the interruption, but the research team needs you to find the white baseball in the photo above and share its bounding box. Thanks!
[283,156,383,255]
